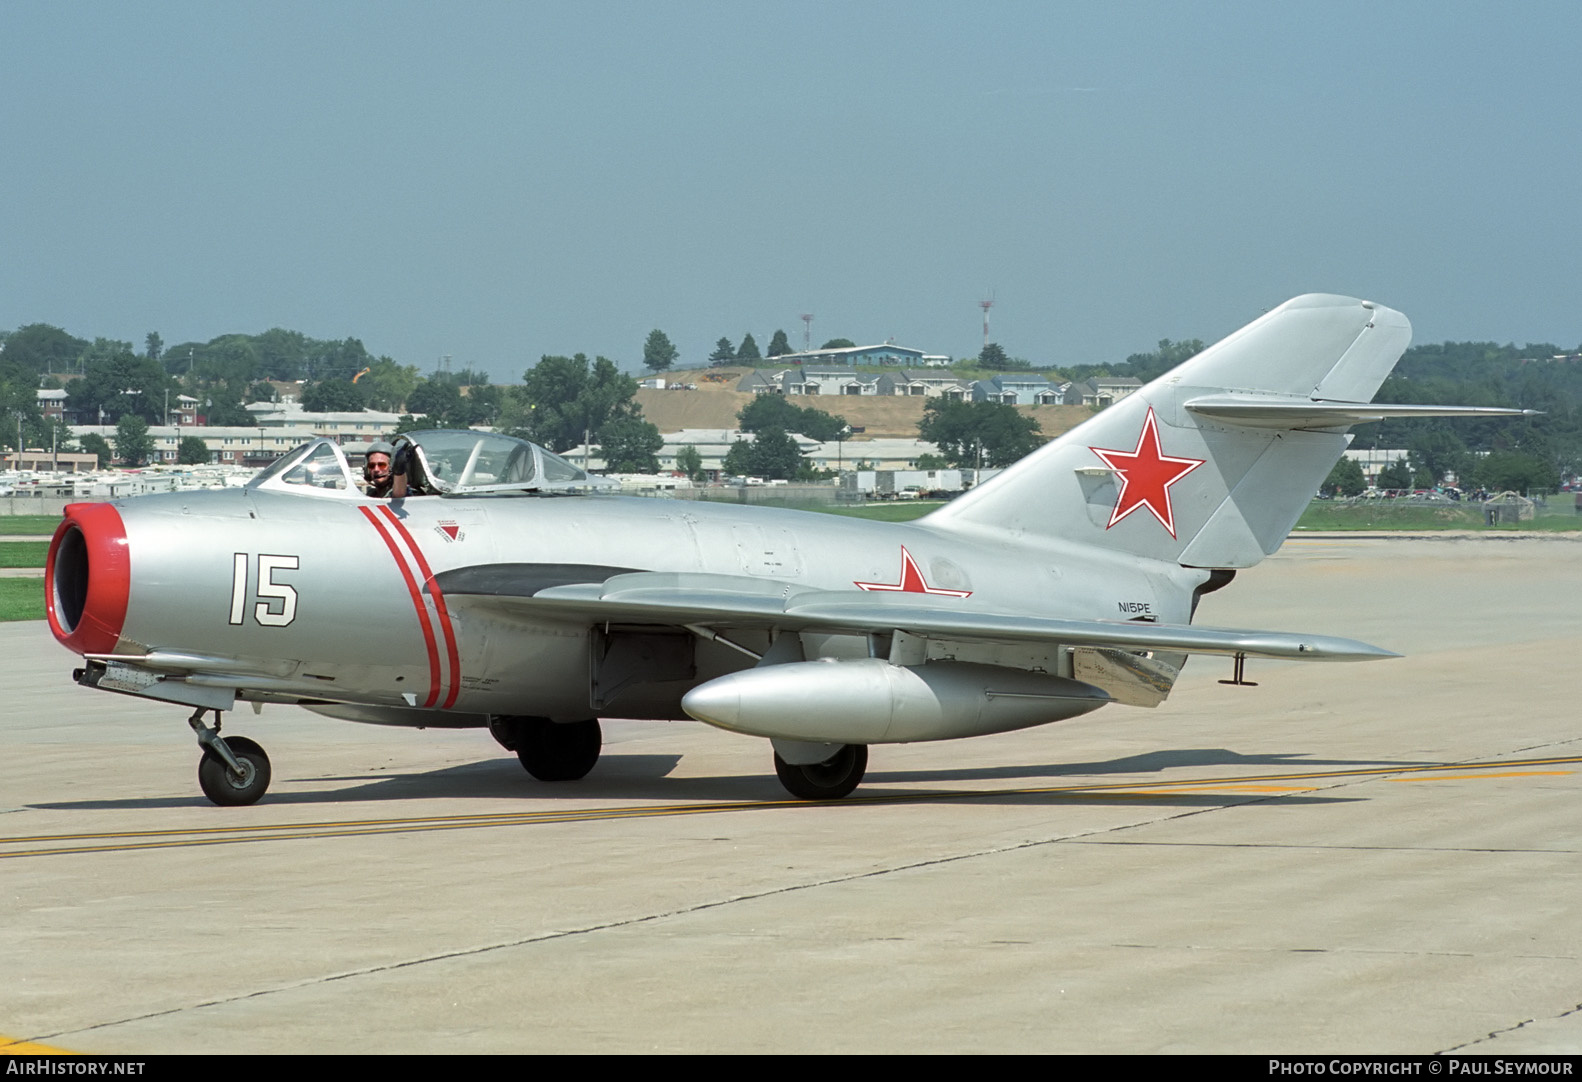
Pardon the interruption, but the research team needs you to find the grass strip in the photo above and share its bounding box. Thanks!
[0,579,45,622]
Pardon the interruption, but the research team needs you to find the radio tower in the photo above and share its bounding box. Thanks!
[979,298,994,349]
[800,313,814,351]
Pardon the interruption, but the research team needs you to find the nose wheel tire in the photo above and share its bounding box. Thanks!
[198,736,272,806]
[774,743,867,801]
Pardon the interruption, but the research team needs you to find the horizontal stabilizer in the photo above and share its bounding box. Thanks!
[1184,396,1537,430]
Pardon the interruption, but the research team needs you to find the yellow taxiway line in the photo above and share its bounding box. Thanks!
[1,755,1574,861]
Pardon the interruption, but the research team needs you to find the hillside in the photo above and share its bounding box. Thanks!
[636,367,1093,441]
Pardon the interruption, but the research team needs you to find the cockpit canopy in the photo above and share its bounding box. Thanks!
[247,430,617,499]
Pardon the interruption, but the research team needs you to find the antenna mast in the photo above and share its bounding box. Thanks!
[979,297,994,349]
[800,313,814,351]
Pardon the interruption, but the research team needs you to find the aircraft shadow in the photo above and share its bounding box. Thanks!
[33,748,1369,811]
[865,747,1438,785]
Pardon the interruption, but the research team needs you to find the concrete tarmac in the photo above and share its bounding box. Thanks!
[2,535,1579,1054]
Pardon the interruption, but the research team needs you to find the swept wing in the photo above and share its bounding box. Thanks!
[436,568,1397,663]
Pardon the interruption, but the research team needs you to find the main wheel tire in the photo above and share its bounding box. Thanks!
[773,743,867,801]
[516,718,602,782]
[197,736,271,807]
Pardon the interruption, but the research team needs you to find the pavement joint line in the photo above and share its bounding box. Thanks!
[1445,998,1582,1054]
[1441,1016,1539,1055]
[34,817,1159,1043]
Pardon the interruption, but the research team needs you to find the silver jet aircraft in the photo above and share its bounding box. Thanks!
[45,294,1519,805]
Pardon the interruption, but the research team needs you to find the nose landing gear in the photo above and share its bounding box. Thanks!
[188,708,272,806]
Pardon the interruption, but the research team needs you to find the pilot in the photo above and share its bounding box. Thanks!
[363,441,395,498]
[389,438,420,498]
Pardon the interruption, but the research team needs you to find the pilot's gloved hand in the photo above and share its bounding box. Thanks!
[391,443,412,476]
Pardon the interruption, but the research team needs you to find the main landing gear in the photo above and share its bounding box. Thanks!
[773,744,868,801]
[490,716,603,782]
[487,716,868,800]
[188,708,271,806]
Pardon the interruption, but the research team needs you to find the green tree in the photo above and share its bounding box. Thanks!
[979,342,1008,368]
[251,328,310,381]
[1322,457,1366,497]
[708,338,736,364]
[643,329,679,373]
[918,399,1042,468]
[301,378,368,413]
[1122,339,1207,382]
[177,435,212,465]
[820,338,856,350]
[144,332,163,363]
[1474,450,1558,494]
[767,330,793,357]
[1377,457,1413,490]
[1407,429,1473,486]
[676,444,705,481]
[1,324,89,377]
[460,383,503,427]
[307,337,374,382]
[78,432,112,468]
[505,354,643,453]
[68,344,171,423]
[737,333,761,362]
[359,357,420,412]
[722,427,805,480]
[114,414,154,467]
[202,382,253,426]
[406,378,464,425]
[0,349,46,451]
[737,395,848,442]
[597,415,663,472]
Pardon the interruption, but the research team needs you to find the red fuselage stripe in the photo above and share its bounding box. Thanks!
[359,506,442,708]
[378,506,462,710]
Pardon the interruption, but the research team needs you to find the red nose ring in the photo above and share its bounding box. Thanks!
[46,502,131,656]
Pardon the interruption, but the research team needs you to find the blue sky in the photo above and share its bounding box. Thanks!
[3,1,1579,379]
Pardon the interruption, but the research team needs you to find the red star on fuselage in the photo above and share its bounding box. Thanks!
[854,546,972,597]
[1088,406,1204,538]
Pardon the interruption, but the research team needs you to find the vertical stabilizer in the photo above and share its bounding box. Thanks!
[923,294,1412,568]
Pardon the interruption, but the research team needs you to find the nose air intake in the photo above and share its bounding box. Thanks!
[46,502,131,656]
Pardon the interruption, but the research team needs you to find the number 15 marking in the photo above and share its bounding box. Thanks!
[230,553,300,627]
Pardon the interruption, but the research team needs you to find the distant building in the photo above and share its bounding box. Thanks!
[70,424,328,467]
[782,368,890,396]
[3,449,98,472]
[736,371,779,395]
[773,343,930,367]
[1060,377,1142,408]
[244,400,403,442]
[561,428,949,476]
[745,367,984,400]
[36,389,68,422]
[971,374,1058,406]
